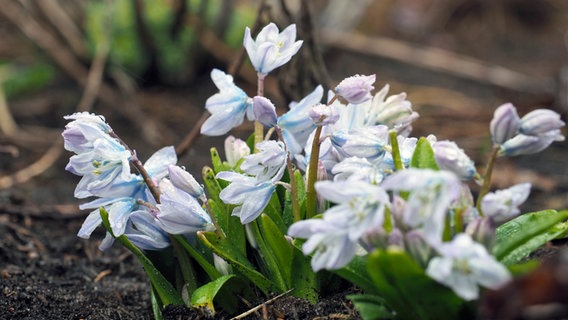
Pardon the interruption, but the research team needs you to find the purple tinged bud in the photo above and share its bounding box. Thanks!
[519,109,565,136]
[253,96,278,128]
[388,228,405,248]
[465,217,496,249]
[167,165,204,200]
[309,103,340,126]
[433,140,476,180]
[499,133,561,156]
[490,103,520,145]
[335,74,376,104]
[405,230,431,268]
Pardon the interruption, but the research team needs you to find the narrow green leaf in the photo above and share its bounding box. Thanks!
[198,231,275,295]
[499,221,568,265]
[150,285,164,320]
[260,214,294,289]
[367,248,466,320]
[202,166,223,203]
[208,199,246,254]
[347,294,393,320]
[290,247,319,303]
[263,192,287,233]
[172,235,222,280]
[99,208,184,306]
[493,210,568,261]
[190,275,236,314]
[210,147,231,173]
[410,137,439,170]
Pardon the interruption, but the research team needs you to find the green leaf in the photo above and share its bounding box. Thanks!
[190,275,236,314]
[493,210,568,263]
[410,137,439,170]
[99,208,183,306]
[334,255,378,295]
[202,166,223,203]
[283,170,307,224]
[210,147,230,174]
[208,199,246,254]
[198,231,275,295]
[366,248,466,320]
[263,192,287,233]
[172,235,222,280]
[346,294,393,320]
[259,214,294,290]
[499,221,568,265]
[290,246,319,303]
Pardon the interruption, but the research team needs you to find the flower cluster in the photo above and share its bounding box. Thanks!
[64,21,567,318]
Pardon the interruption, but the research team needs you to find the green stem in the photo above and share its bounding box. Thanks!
[306,126,323,219]
[254,74,266,148]
[476,145,500,215]
[275,126,301,222]
[389,130,404,171]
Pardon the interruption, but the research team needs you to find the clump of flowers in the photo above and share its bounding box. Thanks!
[63,22,567,319]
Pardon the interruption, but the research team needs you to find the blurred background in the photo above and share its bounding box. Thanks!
[0,0,567,211]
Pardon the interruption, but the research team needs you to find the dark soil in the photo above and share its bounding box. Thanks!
[2,1,568,319]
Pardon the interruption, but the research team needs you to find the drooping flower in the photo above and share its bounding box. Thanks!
[331,157,383,183]
[335,74,376,104]
[154,179,215,234]
[62,112,112,154]
[481,183,531,222]
[381,169,461,245]
[125,209,171,250]
[243,23,303,76]
[252,96,278,128]
[200,69,254,136]
[216,171,276,224]
[426,233,511,301]
[499,133,563,157]
[332,125,390,160]
[433,140,476,180]
[167,165,205,200]
[490,103,520,145]
[78,197,137,239]
[224,135,250,167]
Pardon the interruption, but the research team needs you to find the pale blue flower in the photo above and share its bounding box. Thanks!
[331,157,383,183]
[382,169,461,245]
[155,179,215,234]
[481,183,531,222]
[335,74,375,104]
[490,103,520,144]
[78,197,137,238]
[332,125,390,160]
[288,219,355,271]
[288,180,390,271]
[240,140,287,183]
[167,165,204,200]
[243,23,303,76]
[278,85,324,155]
[217,172,275,224]
[201,69,254,136]
[426,233,511,301]
[252,96,278,128]
[433,140,476,180]
[125,209,170,250]
[62,112,112,154]
[224,135,250,167]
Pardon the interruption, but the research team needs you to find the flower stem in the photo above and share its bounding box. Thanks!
[254,74,266,148]
[109,131,161,203]
[476,145,500,215]
[275,126,301,222]
[305,126,322,218]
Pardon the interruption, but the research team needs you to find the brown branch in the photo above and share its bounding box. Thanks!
[319,29,556,95]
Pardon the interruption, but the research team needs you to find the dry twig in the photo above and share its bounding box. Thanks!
[230,289,294,320]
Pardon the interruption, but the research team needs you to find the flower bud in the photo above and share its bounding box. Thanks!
[388,228,405,248]
[465,217,496,249]
[252,96,277,128]
[405,230,432,268]
[213,253,232,276]
[224,135,250,167]
[309,103,339,126]
[335,74,376,104]
[490,103,520,144]
[499,133,561,157]
[167,165,204,200]
[433,140,476,180]
[519,108,565,136]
